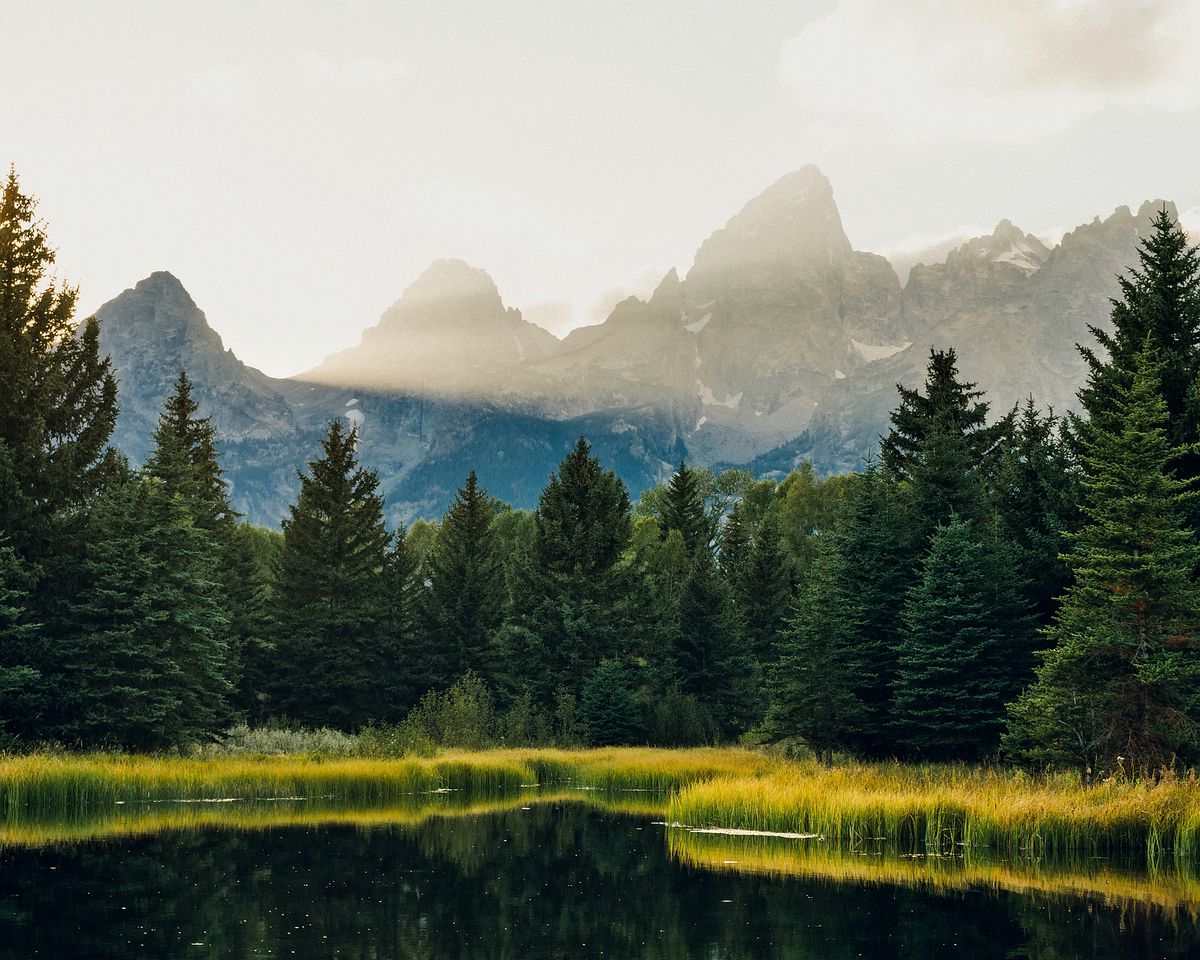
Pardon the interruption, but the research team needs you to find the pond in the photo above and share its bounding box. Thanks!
[1,791,1197,958]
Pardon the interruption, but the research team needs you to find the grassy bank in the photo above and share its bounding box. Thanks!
[0,747,772,814]
[6,747,1200,864]
[667,761,1200,862]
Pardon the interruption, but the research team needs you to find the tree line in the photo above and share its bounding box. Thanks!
[2,168,1199,775]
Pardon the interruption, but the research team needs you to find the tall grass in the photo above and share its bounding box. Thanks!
[667,761,1200,863]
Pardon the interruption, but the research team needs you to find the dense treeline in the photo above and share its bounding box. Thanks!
[3,171,1200,775]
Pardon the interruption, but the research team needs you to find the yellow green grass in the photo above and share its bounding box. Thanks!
[0,747,773,814]
[667,761,1200,863]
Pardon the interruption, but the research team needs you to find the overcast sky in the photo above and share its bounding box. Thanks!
[3,0,1199,377]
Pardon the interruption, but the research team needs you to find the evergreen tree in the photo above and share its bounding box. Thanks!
[731,514,793,667]
[59,476,233,749]
[0,170,120,734]
[766,536,866,762]
[672,551,751,739]
[1006,344,1200,774]
[145,371,236,530]
[881,348,1010,536]
[1077,208,1200,522]
[514,438,635,697]
[0,543,38,737]
[420,471,505,691]
[660,460,712,555]
[717,504,752,581]
[892,517,1035,760]
[0,169,120,565]
[991,399,1081,621]
[271,420,393,729]
[832,462,918,754]
[580,658,643,746]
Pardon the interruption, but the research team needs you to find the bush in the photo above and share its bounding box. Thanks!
[201,723,358,757]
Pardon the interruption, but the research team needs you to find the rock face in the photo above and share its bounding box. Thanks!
[91,173,1176,525]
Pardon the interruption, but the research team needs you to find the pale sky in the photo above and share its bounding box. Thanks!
[3,0,1199,377]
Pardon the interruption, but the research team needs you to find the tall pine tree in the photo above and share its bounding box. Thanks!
[1006,343,1200,775]
[419,471,505,692]
[271,420,393,729]
[892,517,1034,760]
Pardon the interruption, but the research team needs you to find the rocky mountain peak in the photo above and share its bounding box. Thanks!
[397,258,504,313]
[686,165,853,288]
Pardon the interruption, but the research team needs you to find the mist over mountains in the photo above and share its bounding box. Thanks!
[94,166,1173,526]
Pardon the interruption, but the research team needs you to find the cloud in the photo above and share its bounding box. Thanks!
[188,64,253,109]
[779,0,1200,144]
[297,54,405,93]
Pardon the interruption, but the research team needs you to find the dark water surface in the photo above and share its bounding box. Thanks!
[1,801,1197,959]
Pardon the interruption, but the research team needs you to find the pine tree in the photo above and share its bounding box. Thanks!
[146,371,236,530]
[892,517,1035,760]
[0,543,38,737]
[0,169,120,565]
[831,462,918,754]
[1078,208,1200,514]
[271,420,393,729]
[660,460,712,555]
[59,476,233,749]
[672,551,751,739]
[0,170,120,734]
[731,514,793,666]
[881,348,1010,536]
[579,658,643,746]
[990,399,1081,621]
[420,471,505,691]
[766,536,866,762]
[1006,343,1200,774]
[515,438,636,697]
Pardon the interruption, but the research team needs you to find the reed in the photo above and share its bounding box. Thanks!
[667,761,1200,863]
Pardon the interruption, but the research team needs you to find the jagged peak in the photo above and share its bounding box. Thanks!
[648,267,681,306]
[397,258,503,310]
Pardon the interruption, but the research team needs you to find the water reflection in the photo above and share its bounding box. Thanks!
[2,799,1198,958]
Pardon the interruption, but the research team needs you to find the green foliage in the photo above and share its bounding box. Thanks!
[892,517,1035,760]
[0,542,38,736]
[1078,208,1200,515]
[270,420,394,730]
[649,687,715,747]
[775,463,852,572]
[673,552,751,739]
[419,471,505,691]
[513,437,636,697]
[0,169,120,565]
[659,460,713,555]
[766,536,866,761]
[580,659,642,746]
[59,476,233,750]
[1007,344,1200,774]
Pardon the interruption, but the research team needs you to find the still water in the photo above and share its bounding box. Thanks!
[1,796,1197,958]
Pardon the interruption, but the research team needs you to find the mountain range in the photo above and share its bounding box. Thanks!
[92,165,1173,526]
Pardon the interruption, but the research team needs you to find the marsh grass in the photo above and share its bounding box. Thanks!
[667,761,1200,864]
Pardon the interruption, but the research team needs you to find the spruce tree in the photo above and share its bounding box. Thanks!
[59,476,233,749]
[660,460,712,555]
[881,348,1010,536]
[766,536,866,762]
[0,543,38,737]
[579,658,642,745]
[1006,344,1200,774]
[515,438,635,697]
[672,551,751,739]
[271,420,393,729]
[1077,208,1200,517]
[990,399,1081,621]
[420,471,505,691]
[831,462,918,753]
[0,169,120,565]
[892,517,1035,760]
[731,514,793,666]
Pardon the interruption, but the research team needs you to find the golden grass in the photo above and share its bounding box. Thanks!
[0,746,772,815]
[667,761,1200,863]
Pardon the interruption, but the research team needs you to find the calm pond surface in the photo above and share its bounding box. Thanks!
[1,794,1198,959]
